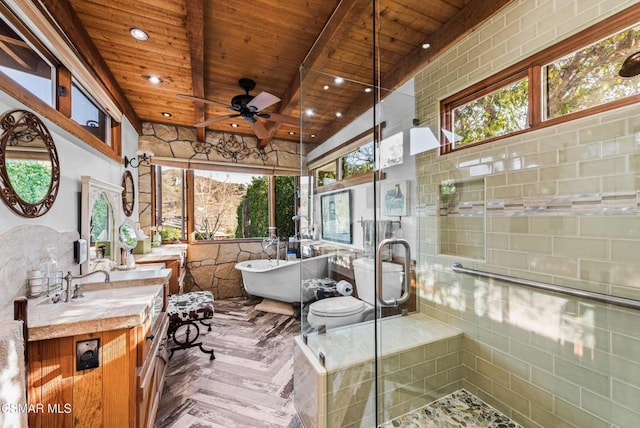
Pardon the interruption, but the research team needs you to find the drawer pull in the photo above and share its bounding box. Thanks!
[146,334,155,341]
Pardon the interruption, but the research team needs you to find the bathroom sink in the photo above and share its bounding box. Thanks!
[28,283,165,341]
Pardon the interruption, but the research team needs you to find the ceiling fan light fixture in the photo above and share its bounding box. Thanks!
[130,28,148,41]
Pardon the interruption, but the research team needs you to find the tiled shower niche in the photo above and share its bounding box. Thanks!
[438,178,485,260]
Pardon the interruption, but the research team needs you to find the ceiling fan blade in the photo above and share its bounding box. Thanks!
[247,91,280,111]
[195,114,240,128]
[266,112,299,126]
[251,120,271,139]
[177,94,231,110]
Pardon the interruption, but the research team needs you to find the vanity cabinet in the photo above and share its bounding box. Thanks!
[26,283,169,427]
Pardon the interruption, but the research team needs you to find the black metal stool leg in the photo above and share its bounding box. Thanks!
[168,320,215,360]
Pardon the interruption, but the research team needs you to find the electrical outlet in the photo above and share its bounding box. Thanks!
[76,338,99,371]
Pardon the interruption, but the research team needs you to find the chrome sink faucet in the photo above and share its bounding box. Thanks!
[63,270,110,302]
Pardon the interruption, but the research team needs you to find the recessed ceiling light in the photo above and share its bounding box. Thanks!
[310,134,316,138]
[305,109,314,116]
[161,112,172,117]
[130,28,149,41]
[323,85,330,90]
[364,87,372,93]
[334,77,344,84]
[230,123,239,128]
[147,75,162,84]
[335,112,342,117]
[288,131,296,135]
[421,42,431,49]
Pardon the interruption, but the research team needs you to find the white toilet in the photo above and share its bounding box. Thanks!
[306,258,404,330]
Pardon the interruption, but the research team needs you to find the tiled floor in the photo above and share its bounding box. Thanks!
[155,298,520,428]
[154,297,302,428]
[380,389,523,428]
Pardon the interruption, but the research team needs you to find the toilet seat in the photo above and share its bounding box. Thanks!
[306,296,372,330]
[309,296,366,317]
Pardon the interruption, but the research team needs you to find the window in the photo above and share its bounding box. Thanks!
[450,77,528,147]
[0,17,54,106]
[155,167,296,242]
[341,141,374,179]
[544,25,640,119]
[316,162,337,186]
[72,81,110,144]
[442,10,640,153]
[314,139,375,189]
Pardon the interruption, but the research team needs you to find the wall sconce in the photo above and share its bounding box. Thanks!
[124,151,153,168]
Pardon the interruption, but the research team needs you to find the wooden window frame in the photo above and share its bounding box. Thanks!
[441,4,640,154]
[0,4,122,161]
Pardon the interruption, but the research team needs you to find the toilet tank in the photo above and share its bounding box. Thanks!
[352,258,404,305]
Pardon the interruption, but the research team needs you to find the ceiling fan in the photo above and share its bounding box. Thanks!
[177,78,298,139]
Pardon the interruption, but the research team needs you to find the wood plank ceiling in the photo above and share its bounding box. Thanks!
[45,0,511,146]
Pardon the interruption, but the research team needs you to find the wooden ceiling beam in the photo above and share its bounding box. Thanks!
[317,0,513,141]
[257,0,363,148]
[37,0,141,133]
[185,0,206,142]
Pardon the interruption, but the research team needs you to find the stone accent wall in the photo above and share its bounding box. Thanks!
[137,121,302,232]
[135,122,302,298]
[185,241,284,298]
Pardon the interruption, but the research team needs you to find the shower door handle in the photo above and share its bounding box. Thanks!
[376,238,411,307]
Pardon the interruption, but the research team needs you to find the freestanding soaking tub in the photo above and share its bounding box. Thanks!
[235,254,330,303]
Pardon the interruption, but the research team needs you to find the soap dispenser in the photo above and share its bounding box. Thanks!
[41,247,61,290]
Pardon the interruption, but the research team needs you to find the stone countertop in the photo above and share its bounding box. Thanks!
[27,276,168,341]
[134,244,187,263]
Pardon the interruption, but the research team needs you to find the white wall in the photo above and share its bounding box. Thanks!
[307,79,427,256]
[0,89,139,319]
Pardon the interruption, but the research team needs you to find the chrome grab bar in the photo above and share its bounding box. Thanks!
[376,238,411,307]
[452,263,640,311]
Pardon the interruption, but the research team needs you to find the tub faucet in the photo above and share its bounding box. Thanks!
[263,236,281,264]
[63,270,110,302]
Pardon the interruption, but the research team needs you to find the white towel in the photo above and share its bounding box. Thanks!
[0,320,27,428]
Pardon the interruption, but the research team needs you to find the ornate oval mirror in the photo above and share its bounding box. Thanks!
[0,110,60,217]
[121,170,134,217]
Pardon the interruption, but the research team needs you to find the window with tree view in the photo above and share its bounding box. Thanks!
[155,167,295,241]
[442,15,640,153]
[545,25,640,119]
[451,78,528,147]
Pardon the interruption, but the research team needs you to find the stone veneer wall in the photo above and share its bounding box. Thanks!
[136,122,301,299]
[413,1,640,427]
[185,241,284,298]
[0,225,78,321]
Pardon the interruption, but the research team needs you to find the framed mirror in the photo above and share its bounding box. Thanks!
[121,170,134,217]
[0,109,60,217]
[81,176,123,273]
